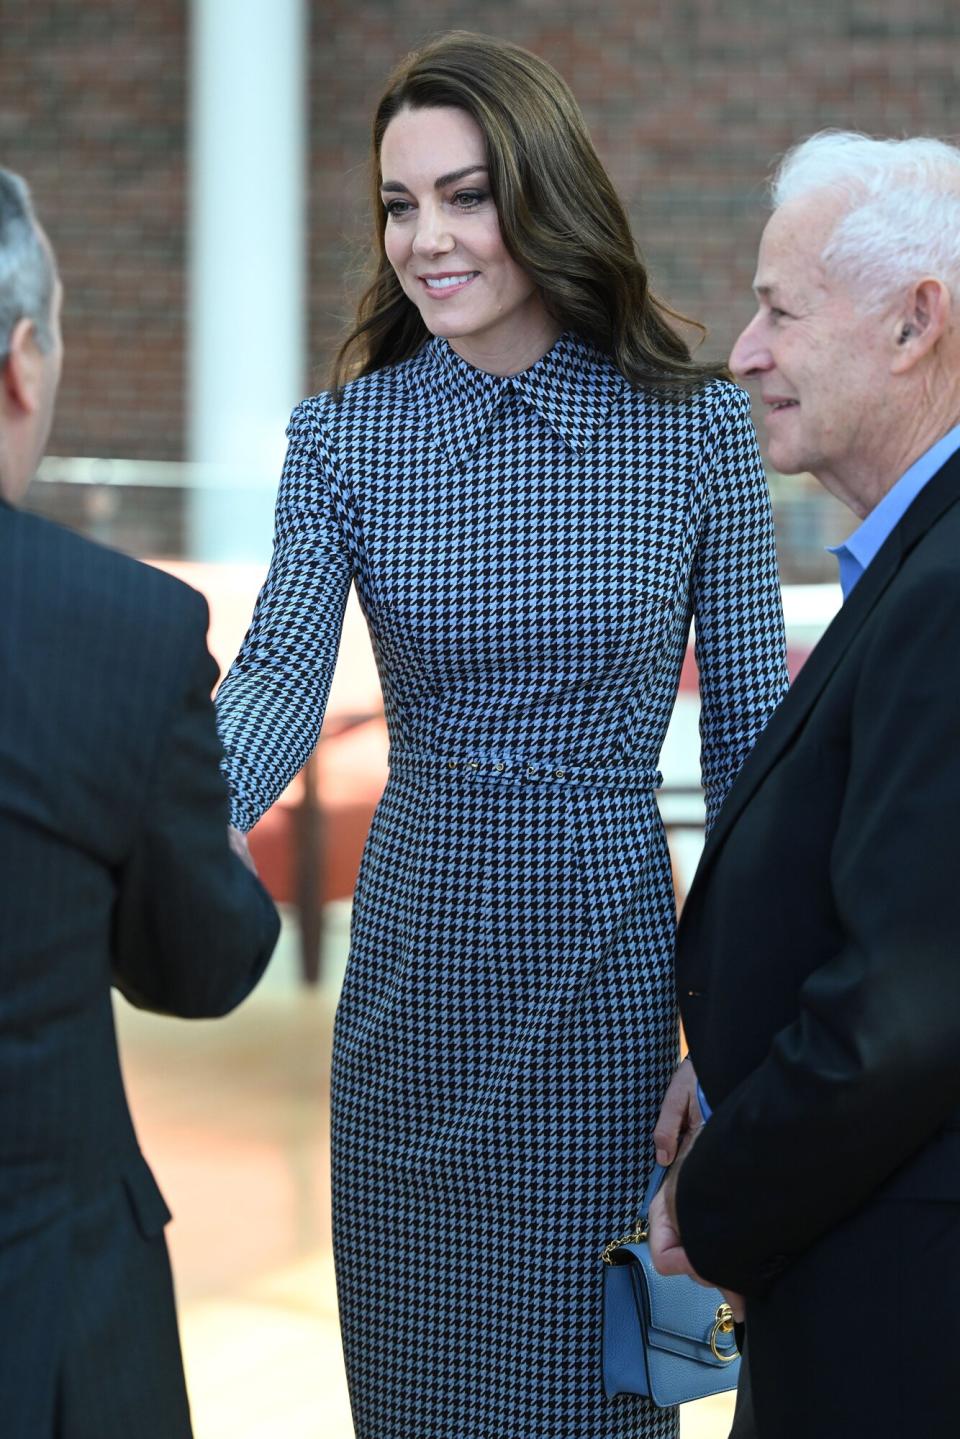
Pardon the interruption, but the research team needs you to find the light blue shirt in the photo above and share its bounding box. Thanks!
[828,423,960,599]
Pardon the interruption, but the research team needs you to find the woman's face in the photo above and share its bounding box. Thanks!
[379,105,559,374]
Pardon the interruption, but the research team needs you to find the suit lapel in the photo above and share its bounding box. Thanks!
[685,449,960,906]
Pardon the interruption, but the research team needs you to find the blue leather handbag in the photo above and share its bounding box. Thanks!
[601,1163,740,1406]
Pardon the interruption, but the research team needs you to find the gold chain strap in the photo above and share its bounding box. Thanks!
[601,1218,649,1265]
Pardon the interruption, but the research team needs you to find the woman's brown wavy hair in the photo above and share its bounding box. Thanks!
[331,31,727,397]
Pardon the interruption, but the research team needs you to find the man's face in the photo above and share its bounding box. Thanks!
[729,192,896,507]
[0,229,63,506]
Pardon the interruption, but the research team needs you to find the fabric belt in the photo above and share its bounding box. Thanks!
[388,749,662,792]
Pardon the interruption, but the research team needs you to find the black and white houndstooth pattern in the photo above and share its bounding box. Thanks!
[216,332,788,1439]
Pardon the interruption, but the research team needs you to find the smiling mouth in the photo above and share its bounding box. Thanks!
[420,272,479,293]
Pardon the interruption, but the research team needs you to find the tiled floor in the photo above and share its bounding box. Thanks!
[117,905,735,1439]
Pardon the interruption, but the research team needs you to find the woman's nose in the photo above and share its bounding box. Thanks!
[411,203,454,257]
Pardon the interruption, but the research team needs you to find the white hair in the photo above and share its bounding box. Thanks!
[770,130,960,309]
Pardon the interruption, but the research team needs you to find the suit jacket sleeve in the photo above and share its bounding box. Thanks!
[676,564,960,1293]
[691,387,789,831]
[112,595,281,1018]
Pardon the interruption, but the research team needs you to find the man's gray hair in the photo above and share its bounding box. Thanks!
[771,131,960,310]
[0,167,55,361]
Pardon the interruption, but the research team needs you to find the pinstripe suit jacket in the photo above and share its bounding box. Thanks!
[0,500,280,1438]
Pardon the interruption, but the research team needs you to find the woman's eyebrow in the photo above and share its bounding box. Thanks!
[380,165,488,194]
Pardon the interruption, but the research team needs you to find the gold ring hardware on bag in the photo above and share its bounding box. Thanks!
[709,1304,739,1362]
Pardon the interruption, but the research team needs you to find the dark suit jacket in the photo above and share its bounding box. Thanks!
[0,501,280,1438]
[673,450,960,1435]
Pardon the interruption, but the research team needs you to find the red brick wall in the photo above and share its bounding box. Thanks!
[0,0,187,460]
[2,1,959,464]
[311,2,960,384]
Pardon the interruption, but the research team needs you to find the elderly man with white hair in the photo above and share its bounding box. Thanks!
[649,132,960,1437]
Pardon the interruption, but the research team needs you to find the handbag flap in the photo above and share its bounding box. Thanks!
[618,1242,739,1366]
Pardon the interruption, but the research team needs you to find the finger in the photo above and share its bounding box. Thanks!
[648,1212,696,1278]
[228,825,257,874]
[653,1061,693,1166]
[653,1245,701,1279]
[646,1196,675,1245]
[720,1288,746,1323]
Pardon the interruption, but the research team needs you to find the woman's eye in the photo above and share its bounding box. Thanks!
[383,198,413,219]
[451,189,488,209]
[769,307,789,321]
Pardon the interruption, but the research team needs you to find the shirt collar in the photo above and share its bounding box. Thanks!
[402,331,629,469]
[829,421,960,599]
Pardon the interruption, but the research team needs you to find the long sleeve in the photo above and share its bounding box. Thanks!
[692,388,789,830]
[215,403,354,831]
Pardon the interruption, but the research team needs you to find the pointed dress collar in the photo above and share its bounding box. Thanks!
[401,331,629,469]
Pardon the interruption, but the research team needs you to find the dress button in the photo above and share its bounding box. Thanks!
[447,761,457,771]
[494,763,505,774]
[526,767,537,779]
[554,769,566,780]
[468,761,479,772]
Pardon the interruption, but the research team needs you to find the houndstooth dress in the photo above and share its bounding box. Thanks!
[215,332,788,1439]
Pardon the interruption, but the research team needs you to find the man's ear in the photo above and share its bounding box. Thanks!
[891,277,951,373]
[2,317,44,413]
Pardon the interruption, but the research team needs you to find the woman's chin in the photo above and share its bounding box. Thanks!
[417,312,475,340]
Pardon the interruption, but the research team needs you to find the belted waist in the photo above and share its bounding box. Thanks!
[388,749,662,792]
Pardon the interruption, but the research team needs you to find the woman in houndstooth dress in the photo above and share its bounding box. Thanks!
[215,33,787,1439]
